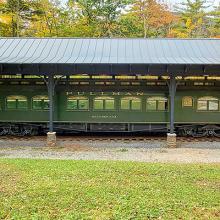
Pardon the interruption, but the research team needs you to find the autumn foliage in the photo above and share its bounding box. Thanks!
[0,0,219,38]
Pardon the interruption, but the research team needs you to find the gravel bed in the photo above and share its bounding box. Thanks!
[1,137,220,149]
[0,137,220,163]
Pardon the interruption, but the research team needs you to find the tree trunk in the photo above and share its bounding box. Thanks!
[16,0,20,37]
[143,16,147,38]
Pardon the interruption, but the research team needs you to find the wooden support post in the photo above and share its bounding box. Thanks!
[167,74,177,148]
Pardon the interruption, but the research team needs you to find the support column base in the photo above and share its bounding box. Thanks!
[47,132,56,147]
[167,133,177,148]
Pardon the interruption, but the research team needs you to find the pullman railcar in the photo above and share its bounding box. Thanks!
[0,75,220,137]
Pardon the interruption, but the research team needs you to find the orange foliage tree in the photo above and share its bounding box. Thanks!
[131,0,177,37]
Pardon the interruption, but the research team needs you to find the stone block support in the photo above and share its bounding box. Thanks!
[47,132,56,147]
[167,133,177,148]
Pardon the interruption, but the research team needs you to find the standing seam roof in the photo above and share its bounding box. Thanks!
[0,38,219,65]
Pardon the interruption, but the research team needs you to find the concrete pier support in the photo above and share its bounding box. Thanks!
[47,132,56,147]
[167,133,176,148]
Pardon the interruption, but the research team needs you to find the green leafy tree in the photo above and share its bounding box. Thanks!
[208,4,220,37]
[172,0,210,38]
[0,0,9,36]
[69,0,132,37]
[1,0,40,36]
[27,0,65,37]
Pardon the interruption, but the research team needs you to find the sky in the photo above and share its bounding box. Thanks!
[158,0,220,10]
[169,0,220,7]
[170,0,219,3]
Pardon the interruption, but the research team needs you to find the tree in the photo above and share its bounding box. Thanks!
[0,0,11,36]
[0,0,42,36]
[208,4,220,37]
[127,0,177,38]
[26,0,66,37]
[69,0,132,37]
[0,0,217,38]
[172,0,210,38]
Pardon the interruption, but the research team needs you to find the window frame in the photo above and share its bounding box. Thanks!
[67,96,89,111]
[120,97,142,111]
[146,96,168,112]
[0,99,2,111]
[197,96,219,112]
[93,96,115,111]
[6,95,28,110]
[182,96,194,108]
[32,95,49,111]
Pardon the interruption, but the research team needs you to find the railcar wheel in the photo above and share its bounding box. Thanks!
[184,128,193,136]
[214,129,220,138]
[191,127,208,137]
[20,126,38,136]
[9,125,27,136]
[177,128,187,136]
[0,127,8,136]
[8,126,20,136]
[207,129,215,136]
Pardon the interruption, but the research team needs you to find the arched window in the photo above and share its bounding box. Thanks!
[182,96,193,107]
[32,96,49,110]
[6,95,28,110]
[93,96,115,110]
[67,96,89,110]
[197,96,219,111]
[120,97,141,110]
[146,96,168,111]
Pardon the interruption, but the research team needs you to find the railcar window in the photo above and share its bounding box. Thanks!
[182,96,193,107]
[120,82,130,85]
[157,82,166,86]
[32,96,49,110]
[132,82,140,85]
[120,97,141,110]
[95,82,105,85]
[121,99,130,110]
[146,97,168,111]
[20,82,30,85]
[93,97,115,110]
[67,96,89,110]
[10,82,19,85]
[35,82,45,85]
[132,99,141,110]
[146,82,156,86]
[197,97,219,111]
[6,96,28,110]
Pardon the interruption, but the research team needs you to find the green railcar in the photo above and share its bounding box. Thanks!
[0,78,220,137]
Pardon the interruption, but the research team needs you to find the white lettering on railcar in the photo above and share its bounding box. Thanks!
[91,115,117,118]
[66,92,149,96]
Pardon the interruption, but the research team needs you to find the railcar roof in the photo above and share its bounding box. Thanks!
[0,38,219,75]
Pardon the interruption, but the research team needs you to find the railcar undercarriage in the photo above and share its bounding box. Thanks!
[1,122,220,137]
[177,124,220,137]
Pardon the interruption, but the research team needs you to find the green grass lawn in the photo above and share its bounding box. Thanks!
[0,159,219,220]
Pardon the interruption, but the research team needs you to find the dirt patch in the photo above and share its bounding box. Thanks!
[0,163,21,195]
[191,207,220,219]
[196,180,220,190]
